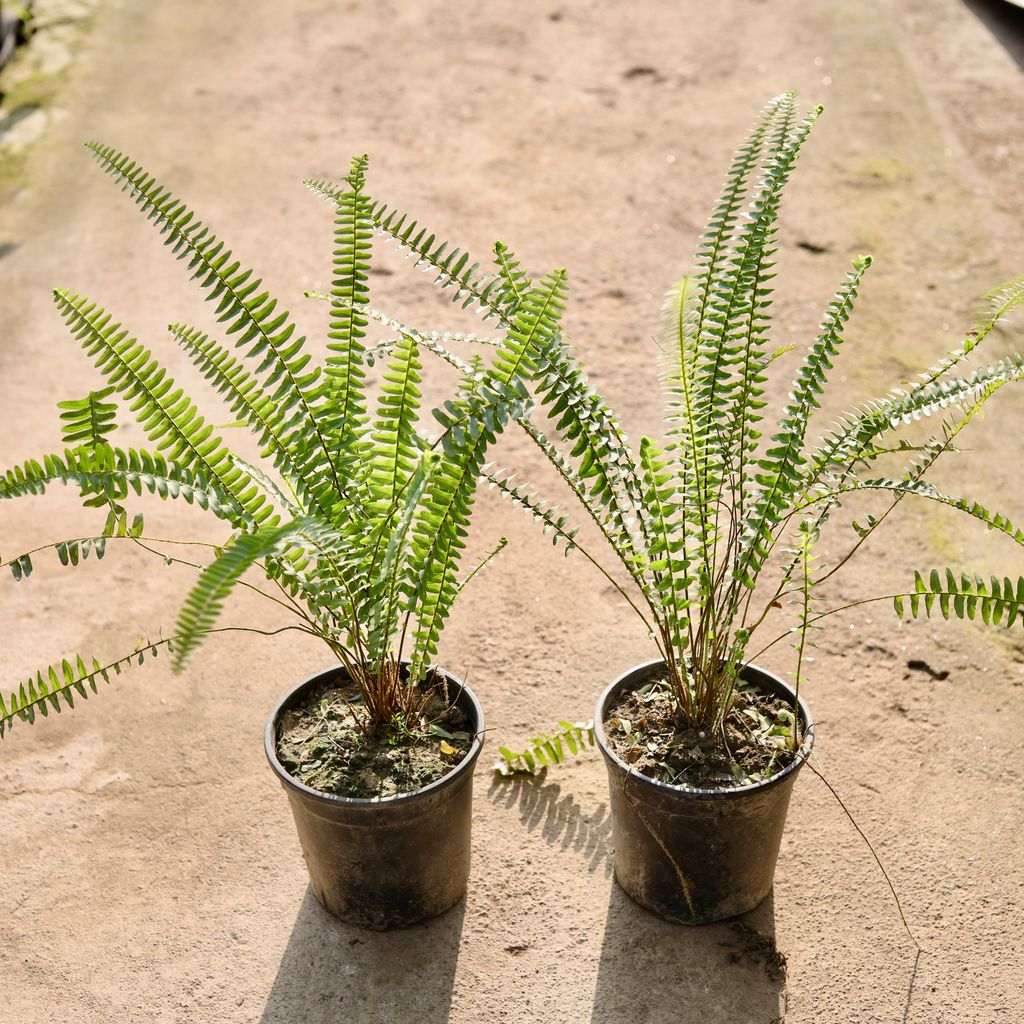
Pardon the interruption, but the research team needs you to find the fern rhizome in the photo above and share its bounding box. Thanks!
[468,92,1020,777]
[0,147,568,743]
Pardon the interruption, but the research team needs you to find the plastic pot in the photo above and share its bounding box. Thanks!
[595,660,814,925]
[264,664,485,930]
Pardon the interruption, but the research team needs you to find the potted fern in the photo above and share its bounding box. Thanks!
[0,147,567,928]
[481,93,1024,923]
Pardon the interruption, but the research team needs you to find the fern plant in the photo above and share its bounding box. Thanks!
[0,147,568,740]
[414,91,1022,770]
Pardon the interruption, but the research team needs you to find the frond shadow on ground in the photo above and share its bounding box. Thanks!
[488,774,787,1021]
[488,772,613,876]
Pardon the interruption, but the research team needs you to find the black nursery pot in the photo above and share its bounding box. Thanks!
[264,665,485,930]
[595,660,814,925]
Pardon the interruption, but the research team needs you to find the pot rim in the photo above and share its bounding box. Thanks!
[264,663,485,808]
[594,658,815,800]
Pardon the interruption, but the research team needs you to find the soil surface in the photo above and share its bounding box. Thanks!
[276,681,473,799]
[605,676,801,788]
[3,2,1024,1023]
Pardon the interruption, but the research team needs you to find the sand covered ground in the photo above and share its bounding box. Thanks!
[2,2,1023,1021]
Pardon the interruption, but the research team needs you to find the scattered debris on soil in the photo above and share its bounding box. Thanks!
[906,658,949,680]
[622,65,664,82]
[724,921,788,984]
[275,679,473,799]
[796,238,831,254]
[604,674,802,788]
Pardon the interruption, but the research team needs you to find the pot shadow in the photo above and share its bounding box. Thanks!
[964,0,1024,69]
[260,887,464,1024]
[488,773,613,876]
[590,887,787,1024]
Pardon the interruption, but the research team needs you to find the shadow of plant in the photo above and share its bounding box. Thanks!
[260,888,464,1024]
[488,772,613,876]
[591,887,787,1024]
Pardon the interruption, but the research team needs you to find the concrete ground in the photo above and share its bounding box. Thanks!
[2,1,1023,1021]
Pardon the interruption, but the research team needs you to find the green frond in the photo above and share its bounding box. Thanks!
[692,93,794,342]
[484,468,582,553]
[807,278,1024,488]
[367,198,509,318]
[975,276,1024,338]
[484,465,659,628]
[58,388,118,447]
[517,418,642,570]
[738,255,872,586]
[407,425,497,680]
[895,570,1024,629]
[320,155,373,455]
[328,302,500,372]
[453,535,509,599]
[53,290,272,529]
[0,445,239,521]
[809,353,1024,495]
[0,640,174,738]
[639,435,691,651]
[488,268,566,386]
[1,518,155,580]
[788,518,818,721]
[367,332,425,511]
[364,451,438,664]
[84,143,342,495]
[493,720,596,776]
[845,477,1024,547]
[660,274,698,422]
[695,102,821,537]
[6,536,105,577]
[170,323,337,521]
[172,516,354,672]
[491,242,533,315]
[229,455,301,516]
[654,97,812,599]
[659,274,701,570]
[687,93,798,475]
[303,178,346,204]
[56,388,127,514]
[407,271,569,680]
[526,316,652,583]
[306,179,512,319]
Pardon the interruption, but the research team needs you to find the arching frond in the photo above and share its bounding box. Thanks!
[53,290,271,529]
[895,570,1024,629]
[0,446,237,520]
[170,323,337,521]
[408,270,568,679]
[0,641,174,739]
[172,517,353,672]
[84,143,339,492]
[737,255,872,586]
[367,332,424,512]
